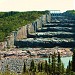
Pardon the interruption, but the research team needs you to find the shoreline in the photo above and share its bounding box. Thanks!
[0,47,73,59]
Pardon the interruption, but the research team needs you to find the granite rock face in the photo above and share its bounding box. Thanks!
[0,58,43,73]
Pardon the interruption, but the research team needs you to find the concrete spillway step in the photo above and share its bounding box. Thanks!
[37,27,75,32]
[43,24,75,27]
[28,32,75,38]
[14,38,75,48]
[18,38,75,42]
[15,41,75,48]
[28,34,75,38]
[50,21,75,23]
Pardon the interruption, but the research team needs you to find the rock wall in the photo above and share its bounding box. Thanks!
[0,33,14,50]
[6,33,14,48]
[46,14,51,23]
[16,25,27,40]
[0,58,43,73]
[41,15,46,24]
[28,23,34,34]
[0,42,5,50]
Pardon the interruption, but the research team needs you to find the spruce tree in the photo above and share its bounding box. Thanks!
[52,53,56,75]
[58,52,61,63]
[40,62,43,72]
[38,62,41,72]
[44,60,48,73]
[66,65,70,74]
[72,49,75,72]
[66,60,72,75]
[30,59,35,71]
[48,54,51,64]
[48,64,51,74]
[48,54,51,74]
[23,61,26,73]
[61,63,64,74]
[68,60,71,71]
[57,52,61,75]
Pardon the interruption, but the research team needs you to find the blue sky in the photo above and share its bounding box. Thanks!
[0,0,74,12]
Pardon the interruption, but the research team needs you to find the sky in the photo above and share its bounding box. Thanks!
[0,0,75,12]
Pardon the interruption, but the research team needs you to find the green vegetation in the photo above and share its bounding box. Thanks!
[0,11,48,42]
[64,10,75,19]
[66,10,75,14]
[0,51,75,75]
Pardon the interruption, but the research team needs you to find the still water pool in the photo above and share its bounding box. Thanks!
[43,56,72,68]
[61,56,72,68]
